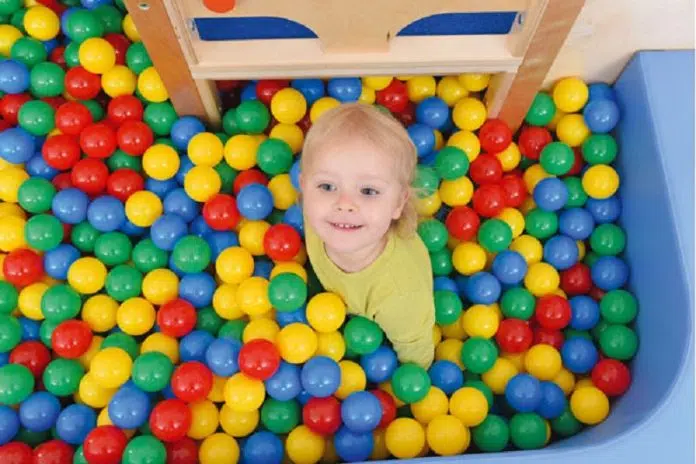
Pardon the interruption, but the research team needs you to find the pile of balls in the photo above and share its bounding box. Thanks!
[0,1,637,463]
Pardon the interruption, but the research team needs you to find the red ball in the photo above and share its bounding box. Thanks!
[107,95,144,124]
[171,361,214,403]
[238,339,281,380]
[65,66,101,100]
[589,286,606,301]
[51,320,93,359]
[83,426,128,464]
[157,299,197,338]
[117,120,154,156]
[566,147,584,176]
[371,388,397,429]
[49,45,66,68]
[42,134,81,171]
[202,194,240,231]
[533,329,564,351]
[80,123,117,159]
[150,399,192,443]
[164,437,198,464]
[297,112,312,133]
[3,248,43,288]
[499,173,528,208]
[9,341,51,378]
[33,439,73,464]
[0,442,33,464]
[216,80,241,92]
[478,119,512,154]
[591,359,631,396]
[535,295,572,330]
[52,172,73,191]
[55,101,93,136]
[104,33,129,66]
[263,224,302,262]
[256,80,289,105]
[0,93,31,125]
[107,169,145,202]
[71,158,109,195]
[302,396,342,436]
[518,125,552,160]
[445,206,480,242]
[495,318,533,353]
[233,169,268,195]
[472,183,506,218]
[394,101,415,127]
[376,79,408,113]
[469,153,503,185]
[41,96,66,112]
[560,263,592,295]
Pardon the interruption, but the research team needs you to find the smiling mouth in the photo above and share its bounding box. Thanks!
[329,222,363,231]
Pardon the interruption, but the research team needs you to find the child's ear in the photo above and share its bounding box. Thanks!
[392,188,410,220]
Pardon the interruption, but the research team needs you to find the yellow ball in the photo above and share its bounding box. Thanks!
[212,284,243,320]
[435,338,464,369]
[78,373,116,409]
[363,76,393,91]
[525,344,563,380]
[525,262,560,296]
[101,65,136,98]
[79,38,115,74]
[117,297,156,336]
[78,336,103,371]
[141,269,179,305]
[582,165,620,199]
[439,315,467,340]
[496,141,521,171]
[447,130,480,162]
[0,25,22,57]
[315,331,345,362]
[556,113,590,147]
[553,77,589,113]
[452,97,487,131]
[216,246,254,284]
[208,375,226,403]
[90,347,132,389]
[481,357,519,394]
[188,400,219,440]
[574,378,595,391]
[267,174,297,210]
[437,76,468,107]
[219,405,259,437]
[188,132,224,167]
[379,381,405,408]
[335,360,366,399]
[270,261,307,282]
[81,294,118,332]
[411,387,449,425]
[242,318,280,343]
[0,216,26,252]
[553,368,576,396]
[137,66,168,102]
[68,257,107,294]
[371,429,390,460]
[18,282,47,321]
[224,372,265,412]
[0,167,29,203]
[24,5,59,41]
[125,191,162,227]
[452,242,486,275]
[277,322,317,364]
[0,203,26,219]
[235,276,270,316]
[224,134,259,170]
[523,163,553,194]
[501,351,526,372]
[199,433,239,464]
[510,235,543,264]
[426,414,470,456]
[449,387,488,427]
[458,73,491,92]
[309,97,340,122]
[184,166,221,202]
[269,123,304,154]
[439,176,474,207]
[415,191,442,216]
[271,88,307,124]
[519,196,537,215]
[122,14,140,42]
[406,76,436,103]
[140,333,179,364]
[462,304,499,338]
[433,129,445,151]
[286,425,325,464]
[306,292,346,333]
[238,220,270,256]
[358,85,376,104]
[496,207,525,238]
[385,418,426,459]
[570,386,609,425]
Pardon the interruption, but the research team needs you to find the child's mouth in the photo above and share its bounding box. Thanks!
[329,222,363,231]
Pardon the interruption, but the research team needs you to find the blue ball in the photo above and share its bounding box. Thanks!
[150,213,188,251]
[205,338,242,377]
[505,374,542,413]
[0,128,35,164]
[87,195,126,232]
[43,38,59,55]
[561,337,599,374]
[168,254,186,278]
[19,317,40,341]
[25,154,58,180]
[179,272,216,307]
[300,356,341,398]
[19,391,61,432]
[569,295,600,330]
[543,235,579,270]
[0,60,30,94]
[52,188,89,224]
[454,275,468,297]
[296,389,312,406]
[208,231,239,259]
[428,360,464,395]
[241,82,258,101]
[61,8,78,33]
[591,256,629,291]
[108,384,151,429]
[237,183,274,220]
[292,79,325,106]
[283,204,304,236]
[175,155,195,185]
[44,244,80,280]
[264,361,302,401]
[419,149,437,167]
[0,405,19,445]
[341,391,382,433]
[81,0,112,8]
[492,250,528,285]
[533,177,568,212]
[585,196,621,224]
[171,116,205,151]
[433,276,458,293]
[275,306,307,328]
[164,188,200,223]
[407,123,436,158]
[253,258,273,280]
[583,99,620,134]
[190,214,215,238]
[0,352,7,367]
[416,97,449,129]
[55,404,96,445]
[289,159,301,190]
[179,330,215,363]
[559,208,595,240]
[334,426,374,463]
[146,177,178,198]
[465,272,501,305]
[360,346,398,384]
[588,83,616,102]
[327,77,362,103]
[242,431,284,464]
[119,219,146,237]
[536,381,567,419]
[161,382,176,400]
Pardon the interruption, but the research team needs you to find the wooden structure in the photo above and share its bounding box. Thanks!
[123,0,585,129]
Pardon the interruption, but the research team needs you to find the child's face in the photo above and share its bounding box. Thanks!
[301,139,408,256]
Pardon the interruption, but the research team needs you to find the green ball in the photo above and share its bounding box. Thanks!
[171,235,211,274]
[0,280,18,315]
[122,435,167,464]
[434,290,463,325]
[260,398,300,434]
[390,363,431,404]
[525,92,556,126]
[71,222,101,253]
[74,446,88,464]
[41,284,81,323]
[0,0,21,16]
[94,231,133,267]
[417,219,448,253]
[501,287,536,320]
[0,314,21,353]
[463,379,494,408]
[15,428,49,447]
[430,247,453,277]
[132,238,169,273]
[24,213,63,251]
[107,150,142,172]
[18,99,54,136]
[132,352,174,393]
[582,134,617,165]
[564,329,592,341]
[413,165,440,198]
[257,138,293,175]
[0,363,34,405]
[215,132,229,144]
[472,414,510,452]
[551,407,582,437]
[39,319,59,348]
[434,146,469,180]
[126,42,153,75]
[196,307,224,335]
[590,223,626,256]
[222,108,242,136]
[10,36,47,68]
[215,161,238,194]
[102,332,139,360]
[519,156,536,171]
[9,7,23,32]
[509,413,546,450]
[524,208,558,240]
[63,41,81,68]
[478,219,512,253]
[18,177,55,214]
[144,102,177,136]
[105,264,143,301]
[599,324,638,360]
[461,337,498,374]
[343,316,383,355]
[43,358,85,397]
[563,177,588,208]
[218,320,247,341]
[65,9,104,43]
[268,273,307,312]
[539,142,574,176]
[81,99,104,121]
[93,5,123,34]
[30,62,65,98]
[591,319,610,341]
[600,289,637,324]
[235,100,270,134]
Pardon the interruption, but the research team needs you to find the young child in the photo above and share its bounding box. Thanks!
[299,103,435,370]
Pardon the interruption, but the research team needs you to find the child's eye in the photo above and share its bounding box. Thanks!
[317,183,336,192]
[361,187,380,196]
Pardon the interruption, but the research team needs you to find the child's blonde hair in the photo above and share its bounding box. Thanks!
[300,103,419,238]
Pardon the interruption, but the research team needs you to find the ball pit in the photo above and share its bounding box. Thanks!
[0,2,642,462]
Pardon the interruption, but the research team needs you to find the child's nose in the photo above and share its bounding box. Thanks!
[335,193,357,212]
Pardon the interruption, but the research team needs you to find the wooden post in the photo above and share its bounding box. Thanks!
[123,0,222,128]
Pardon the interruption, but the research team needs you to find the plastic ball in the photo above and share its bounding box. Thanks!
[552,77,589,113]
[583,98,620,133]
[306,292,346,333]
[271,88,307,124]
[509,413,546,450]
[285,425,325,464]
[449,386,488,427]
[149,399,192,443]
[452,97,486,131]
[524,344,562,381]
[137,67,168,103]
[383,418,424,459]
[390,363,430,404]
[344,316,383,355]
[569,386,609,425]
